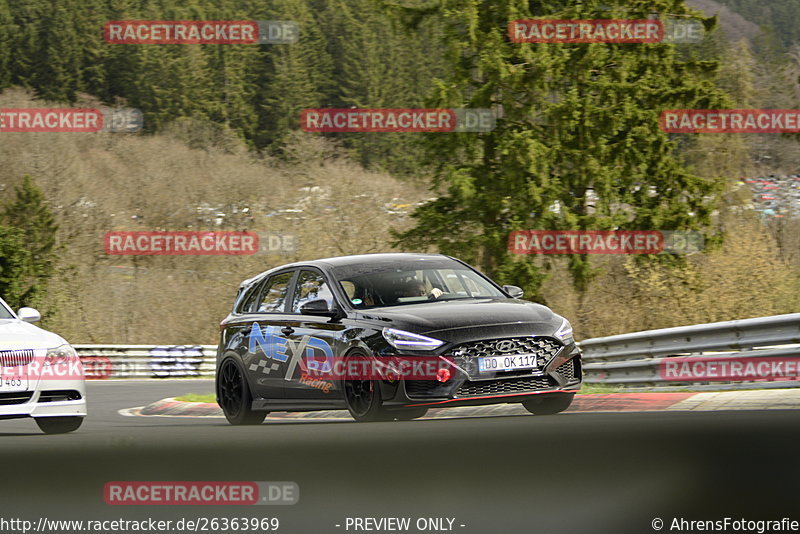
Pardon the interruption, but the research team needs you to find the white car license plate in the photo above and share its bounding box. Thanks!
[478,354,537,373]
[0,369,28,391]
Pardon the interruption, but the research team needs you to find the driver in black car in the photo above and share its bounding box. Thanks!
[403,279,443,299]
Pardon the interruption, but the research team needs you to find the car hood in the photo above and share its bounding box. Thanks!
[0,319,67,350]
[354,298,562,340]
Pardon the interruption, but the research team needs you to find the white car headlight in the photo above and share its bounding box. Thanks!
[554,317,574,345]
[45,344,77,366]
[382,328,444,351]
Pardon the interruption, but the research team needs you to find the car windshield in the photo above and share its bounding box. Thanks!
[0,299,14,319]
[331,259,505,308]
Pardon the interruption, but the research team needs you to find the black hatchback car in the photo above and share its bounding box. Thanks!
[216,253,581,424]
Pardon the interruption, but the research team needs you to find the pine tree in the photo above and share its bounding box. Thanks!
[751,27,796,109]
[198,0,262,142]
[252,0,334,149]
[717,39,757,107]
[97,0,142,102]
[6,0,47,90]
[3,175,58,304]
[318,0,447,174]
[0,225,33,309]
[394,0,730,299]
[681,37,755,182]
[30,0,86,101]
[0,0,13,89]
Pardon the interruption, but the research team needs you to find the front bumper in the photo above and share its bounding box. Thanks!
[379,340,582,409]
[0,378,87,419]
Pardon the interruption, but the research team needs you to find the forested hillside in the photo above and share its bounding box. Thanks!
[706,0,800,47]
[0,0,799,343]
[0,0,447,173]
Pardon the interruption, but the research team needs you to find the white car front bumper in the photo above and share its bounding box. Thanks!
[0,377,87,419]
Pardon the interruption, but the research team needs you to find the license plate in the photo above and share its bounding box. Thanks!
[0,369,28,391]
[478,354,537,373]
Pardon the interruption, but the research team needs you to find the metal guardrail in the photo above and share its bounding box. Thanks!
[75,344,217,379]
[579,313,800,390]
[73,314,800,390]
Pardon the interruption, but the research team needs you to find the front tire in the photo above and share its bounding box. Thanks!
[343,352,392,422]
[522,393,575,415]
[35,416,83,434]
[217,357,266,425]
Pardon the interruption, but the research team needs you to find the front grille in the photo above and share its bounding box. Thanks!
[451,336,562,376]
[0,391,33,405]
[406,380,438,395]
[556,358,576,383]
[405,379,451,398]
[0,349,35,367]
[38,390,82,403]
[456,375,557,398]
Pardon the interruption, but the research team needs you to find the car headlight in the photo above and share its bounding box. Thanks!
[554,317,574,345]
[382,328,444,351]
[45,344,77,366]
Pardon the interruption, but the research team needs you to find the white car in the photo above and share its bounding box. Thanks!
[0,297,86,433]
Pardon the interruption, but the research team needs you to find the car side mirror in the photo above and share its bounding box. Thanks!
[300,299,339,317]
[17,307,41,323]
[502,285,524,299]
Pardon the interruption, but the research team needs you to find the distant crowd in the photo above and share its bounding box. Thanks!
[742,174,800,218]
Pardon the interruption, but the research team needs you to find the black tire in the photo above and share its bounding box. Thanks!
[343,352,392,422]
[522,393,575,415]
[393,407,429,421]
[217,357,267,425]
[35,416,83,434]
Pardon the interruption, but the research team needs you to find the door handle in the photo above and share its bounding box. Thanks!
[281,326,295,335]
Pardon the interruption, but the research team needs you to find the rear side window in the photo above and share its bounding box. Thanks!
[237,280,264,314]
[256,272,294,313]
[291,270,335,313]
[238,271,294,314]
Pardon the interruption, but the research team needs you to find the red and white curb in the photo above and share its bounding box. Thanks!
[122,398,224,417]
[119,389,800,421]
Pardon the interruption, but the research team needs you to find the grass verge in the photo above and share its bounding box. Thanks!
[174,393,216,403]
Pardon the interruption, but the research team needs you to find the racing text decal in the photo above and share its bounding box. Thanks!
[246,323,333,380]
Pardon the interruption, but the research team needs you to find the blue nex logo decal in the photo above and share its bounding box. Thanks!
[247,322,333,379]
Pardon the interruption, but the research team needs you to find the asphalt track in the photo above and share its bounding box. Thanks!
[1,380,799,534]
